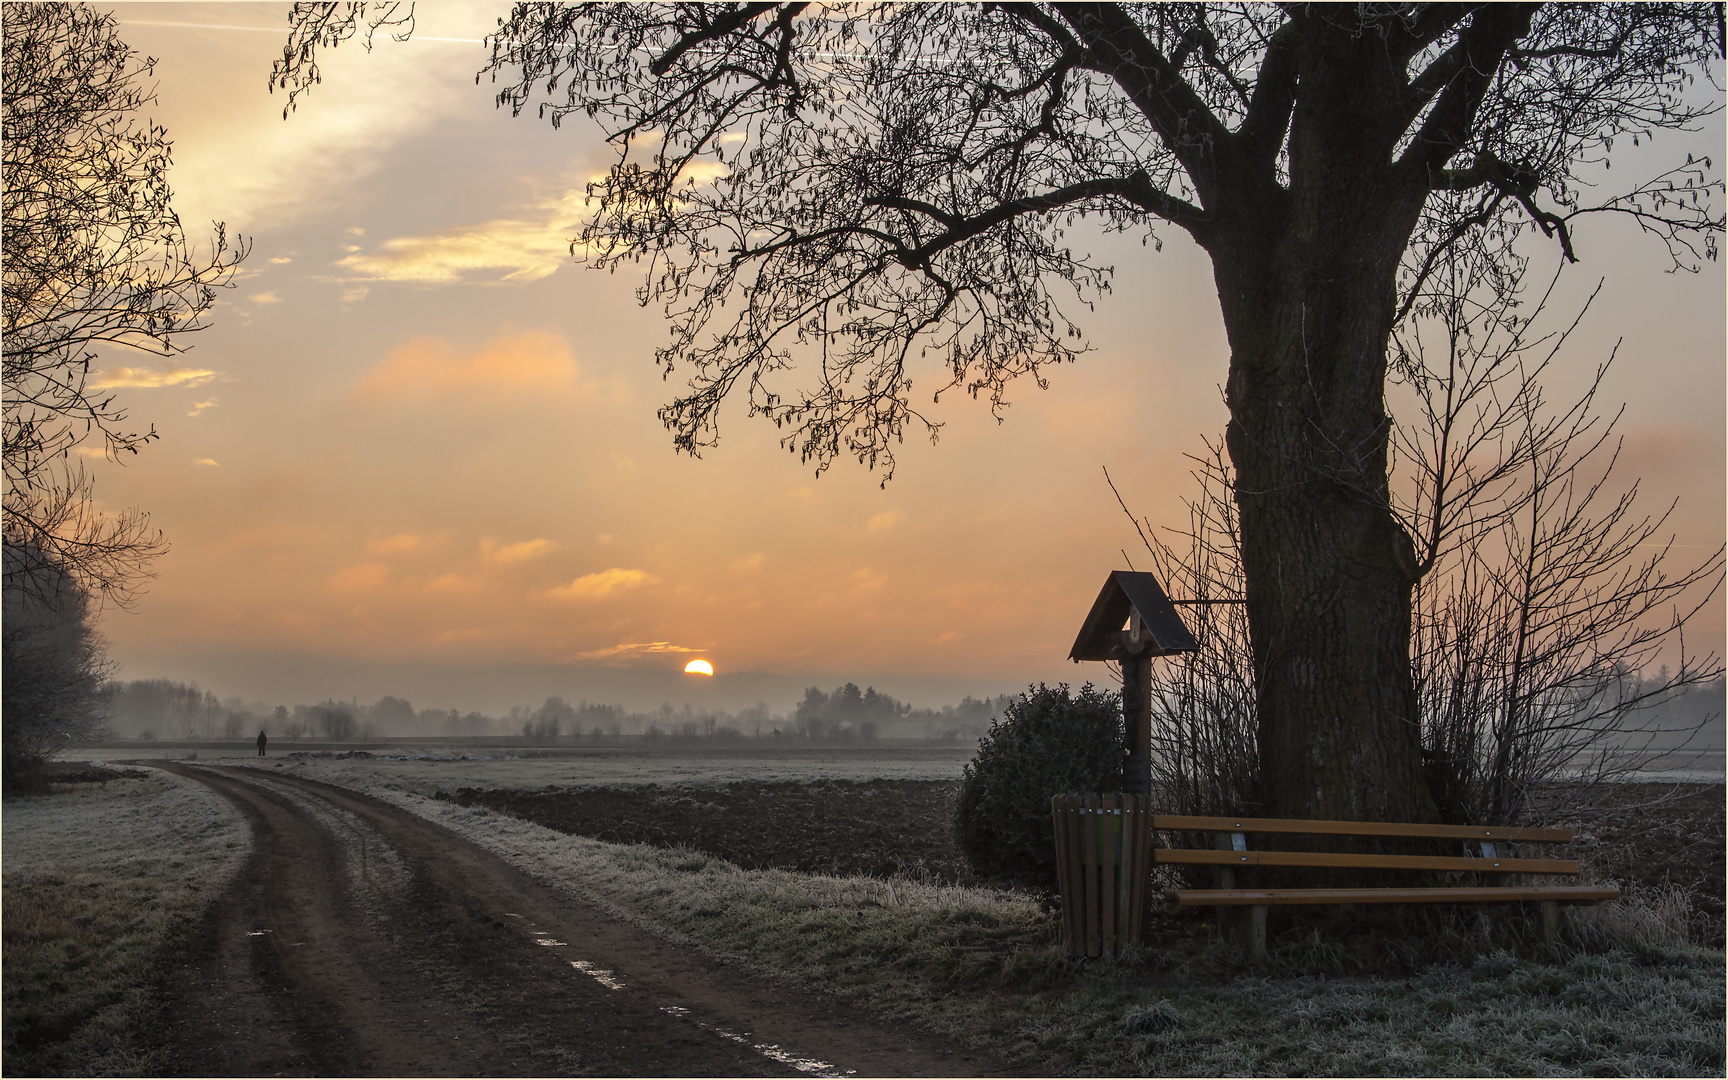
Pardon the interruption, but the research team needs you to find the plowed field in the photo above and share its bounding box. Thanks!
[442,778,979,884]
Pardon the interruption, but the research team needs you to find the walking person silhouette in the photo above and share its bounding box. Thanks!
[256,730,267,757]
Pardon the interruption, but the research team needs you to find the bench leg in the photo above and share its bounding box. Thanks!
[1246,904,1267,963]
[1214,862,1237,950]
[1219,904,1268,962]
[1540,900,1562,943]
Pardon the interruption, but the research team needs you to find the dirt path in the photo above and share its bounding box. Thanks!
[153,763,1011,1077]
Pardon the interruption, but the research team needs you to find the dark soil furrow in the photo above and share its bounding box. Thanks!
[440,779,980,884]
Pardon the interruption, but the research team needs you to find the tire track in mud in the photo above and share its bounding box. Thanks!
[152,762,1011,1077]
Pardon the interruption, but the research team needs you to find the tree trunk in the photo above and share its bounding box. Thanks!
[1218,270,1436,825]
[1204,23,1440,827]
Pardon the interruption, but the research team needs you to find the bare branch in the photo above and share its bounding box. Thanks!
[4,3,242,605]
[269,1,415,117]
[1401,5,1542,173]
[1054,2,1235,202]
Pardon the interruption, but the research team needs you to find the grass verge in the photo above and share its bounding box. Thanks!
[300,763,1722,1077]
[2,766,250,1077]
[74,742,978,791]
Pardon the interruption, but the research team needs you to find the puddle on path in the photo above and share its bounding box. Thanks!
[571,960,627,990]
[660,1005,852,1076]
[508,910,850,1075]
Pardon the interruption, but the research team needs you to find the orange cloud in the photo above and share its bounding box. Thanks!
[356,327,582,400]
[867,510,904,533]
[574,640,699,662]
[365,532,425,557]
[850,567,888,594]
[332,165,727,287]
[325,562,389,592]
[420,573,479,594]
[333,188,592,285]
[488,538,559,564]
[335,220,575,284]
[545,567,659,601]
[90,365,221,390]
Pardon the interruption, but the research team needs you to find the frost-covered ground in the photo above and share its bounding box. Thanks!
[79,742,978,798]
[15,751,1723,1076]
[80,739,1725,786]
[229,759,1727,1078]
[3,764,248,877]
[3,765,250,1075]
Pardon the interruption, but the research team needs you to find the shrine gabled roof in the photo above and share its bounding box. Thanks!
[1068,570,1201,661]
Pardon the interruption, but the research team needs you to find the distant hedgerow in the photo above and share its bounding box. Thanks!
[954,683,1123,895]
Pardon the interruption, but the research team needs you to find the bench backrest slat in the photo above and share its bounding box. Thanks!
[1151,814,1570,844]
[1176,885,1621,906]
[1155,848,1579,875]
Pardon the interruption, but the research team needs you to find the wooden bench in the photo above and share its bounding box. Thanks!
[1152,814,1620,961]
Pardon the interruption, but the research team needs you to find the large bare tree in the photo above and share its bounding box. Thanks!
[278,3,1722,824]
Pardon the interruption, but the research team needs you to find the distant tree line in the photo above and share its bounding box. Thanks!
[789,684,1015,742]
[96,679,1029,744]
[793,683,904,740]
[94,670,1723,761]
[106,680,370,743]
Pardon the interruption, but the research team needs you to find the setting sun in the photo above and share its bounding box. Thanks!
[683,659,714,676]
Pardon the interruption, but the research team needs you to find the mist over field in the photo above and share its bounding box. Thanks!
[101,670,1022,745]
[106,650,1059,723]
[99,664,1724,773]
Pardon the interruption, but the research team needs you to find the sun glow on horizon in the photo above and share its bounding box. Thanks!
[684,659,714,676]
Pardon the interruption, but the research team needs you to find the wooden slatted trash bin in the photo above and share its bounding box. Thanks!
[1052,793,1154,956]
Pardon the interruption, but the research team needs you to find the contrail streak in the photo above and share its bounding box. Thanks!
[121,19,485,44]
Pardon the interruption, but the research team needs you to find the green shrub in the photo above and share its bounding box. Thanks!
[954,683,1123,894]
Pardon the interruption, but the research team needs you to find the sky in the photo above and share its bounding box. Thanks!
[81,3,1726,718]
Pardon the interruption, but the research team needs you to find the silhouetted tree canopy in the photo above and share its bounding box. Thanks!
[453,3,1718,473]
[2,547,111,784]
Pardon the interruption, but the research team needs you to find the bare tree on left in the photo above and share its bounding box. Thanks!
[2,2,244,606]
[2,3,245,781]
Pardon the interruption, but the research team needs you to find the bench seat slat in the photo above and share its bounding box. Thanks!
[1155,848,1578,875]
[1173,885,1620,906]
[1152,815,1571,843]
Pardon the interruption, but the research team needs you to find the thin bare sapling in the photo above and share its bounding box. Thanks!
[1392,257,1725,825]
[1107,456,1257,820]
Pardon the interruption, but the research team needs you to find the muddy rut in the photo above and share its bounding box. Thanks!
[154,763,1009,1077]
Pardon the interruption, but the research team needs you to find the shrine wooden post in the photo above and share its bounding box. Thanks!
[1068,571,1200,795]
